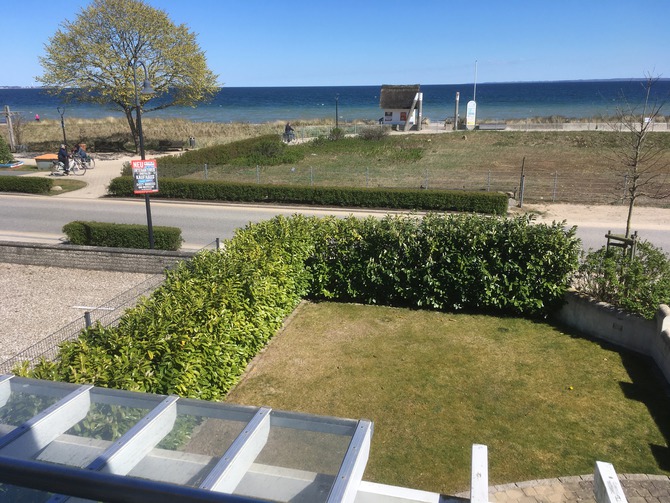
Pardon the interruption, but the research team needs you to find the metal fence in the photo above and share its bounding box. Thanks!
[169,160,662,206]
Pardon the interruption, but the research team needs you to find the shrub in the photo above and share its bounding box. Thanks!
[329,127,345,141]
[359,126,389,141]
[574,242,670,319]
[30,215,319,399]
[62,221,183,250]
[0,176,52,194]
[0,136,13,164]
[307,214,580,315]
[157,135,305,175]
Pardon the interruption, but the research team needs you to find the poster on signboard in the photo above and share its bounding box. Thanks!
[466,101,477,130]
[131,159,159,194]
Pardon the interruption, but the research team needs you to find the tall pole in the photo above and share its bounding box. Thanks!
[57,107,67,145]
[473,60,478,102]
[132,60,155,249]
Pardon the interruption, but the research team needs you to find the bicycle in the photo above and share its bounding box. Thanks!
[282,131,296,143]
[51,157,86,176]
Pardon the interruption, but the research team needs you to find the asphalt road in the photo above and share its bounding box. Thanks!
[1,194,668,252]
[0,195,391,250]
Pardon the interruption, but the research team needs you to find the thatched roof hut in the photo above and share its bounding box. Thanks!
[379,85,421,109]
[379,85,423,130]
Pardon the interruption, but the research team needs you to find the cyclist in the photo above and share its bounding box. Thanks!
[284,122,295,142]
[57,144,70,174]
[72,143,87,161]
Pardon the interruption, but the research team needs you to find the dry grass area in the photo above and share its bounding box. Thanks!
[9,118,670,205]
[226,301,670,494]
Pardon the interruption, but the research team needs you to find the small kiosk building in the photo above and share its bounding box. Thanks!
[379,84,423,131]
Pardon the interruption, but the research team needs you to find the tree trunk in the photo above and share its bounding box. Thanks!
[625,196,635,238]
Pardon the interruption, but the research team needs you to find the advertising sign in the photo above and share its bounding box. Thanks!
[466,100,477,130]
[131,159,159,194]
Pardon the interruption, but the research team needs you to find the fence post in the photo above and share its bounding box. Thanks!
[552,171,558,202]
[366,167,369,188]
[310,166,314,186]
[518,157,526,208]
[84,311,92,329]
[487,169,491,192]
[215,238,220,251]
[256,165,260,184]
[204,164,208,180]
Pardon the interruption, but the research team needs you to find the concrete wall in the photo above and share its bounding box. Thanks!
[554,291,670,384]
[0,241,195,274]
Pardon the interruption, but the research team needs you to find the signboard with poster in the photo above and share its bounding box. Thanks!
[131,159,159,194]
[466,100,477,130]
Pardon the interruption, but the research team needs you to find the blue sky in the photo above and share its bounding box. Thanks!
[3,0,668,87]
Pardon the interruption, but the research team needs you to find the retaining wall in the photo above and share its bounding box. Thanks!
[0,241,195,274]
[554,290,670,384]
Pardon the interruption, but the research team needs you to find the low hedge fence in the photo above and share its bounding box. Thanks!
[63,221,183,250]
[0,176,52,194]
[26,213,580,400]
[108,176,508,215]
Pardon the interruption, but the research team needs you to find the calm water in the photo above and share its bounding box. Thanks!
[2,80,669,123]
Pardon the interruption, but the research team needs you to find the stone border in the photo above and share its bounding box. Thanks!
[0,241,195,274]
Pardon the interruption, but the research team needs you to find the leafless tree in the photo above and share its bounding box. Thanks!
[609,75,670,238]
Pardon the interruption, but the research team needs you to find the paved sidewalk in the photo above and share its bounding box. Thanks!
[15,152,130,199]
[454,474,670,502]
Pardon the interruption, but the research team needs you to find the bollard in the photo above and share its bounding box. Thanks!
[215,237,220,251]
[84,311,92,328]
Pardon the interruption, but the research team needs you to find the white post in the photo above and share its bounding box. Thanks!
[470,444,489,503]
[594,461,628,503]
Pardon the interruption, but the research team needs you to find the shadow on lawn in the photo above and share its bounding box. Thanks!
[619,351,670,471]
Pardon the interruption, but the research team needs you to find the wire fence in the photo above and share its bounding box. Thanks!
[0,240,222,374]
[166,160,666,206]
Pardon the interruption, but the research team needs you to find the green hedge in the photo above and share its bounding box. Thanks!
[306,214,580,314]
[108,176,508,215]
[62,221,183,250]
[0,176,52,194]
[27,214,579,399]
[31,215,319,399]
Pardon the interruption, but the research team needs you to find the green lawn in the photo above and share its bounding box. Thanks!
[226,301,670,495]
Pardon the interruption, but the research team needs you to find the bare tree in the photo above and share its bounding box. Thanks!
[609,75,670,238]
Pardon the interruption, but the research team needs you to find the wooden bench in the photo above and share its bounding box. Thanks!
[158,140,185,151]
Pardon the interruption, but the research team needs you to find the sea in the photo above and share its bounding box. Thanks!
[1,80,669,124]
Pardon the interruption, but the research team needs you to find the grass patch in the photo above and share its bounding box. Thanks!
[49,178,87,194]
[226,301,670,494]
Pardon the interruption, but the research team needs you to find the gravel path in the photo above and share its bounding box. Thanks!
[0,263,153,363]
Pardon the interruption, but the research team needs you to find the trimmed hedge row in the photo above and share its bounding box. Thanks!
[27,214,580,400]
[108,176,508,215]
[0,176,52,194]
[30,215,319,399]
[63,221,183,250]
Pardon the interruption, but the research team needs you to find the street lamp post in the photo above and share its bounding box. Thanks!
[57,107,67,145]
[131,60,155,249]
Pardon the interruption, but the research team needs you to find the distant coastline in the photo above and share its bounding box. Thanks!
[2,80,669,123]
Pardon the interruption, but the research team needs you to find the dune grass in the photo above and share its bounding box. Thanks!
[226,301,670,495]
